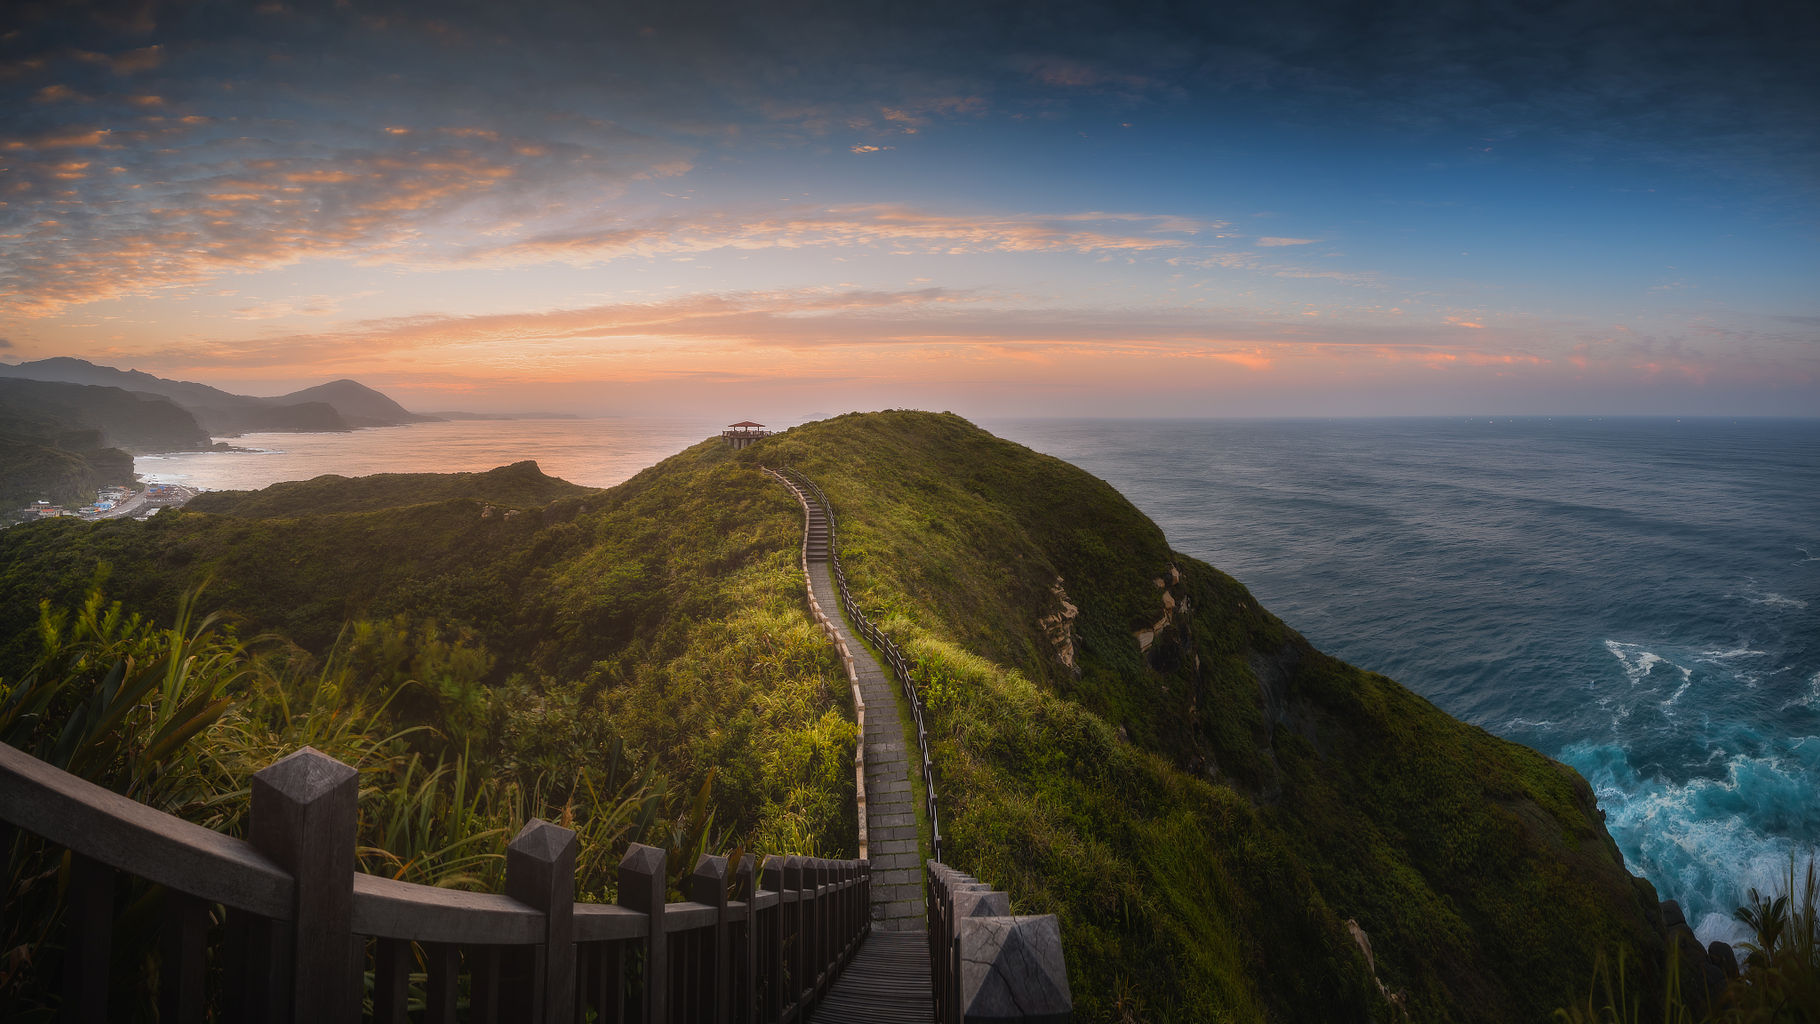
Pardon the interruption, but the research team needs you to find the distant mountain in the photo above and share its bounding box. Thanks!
[0,378,211,453]
[274,379,435,429]
[0,359,436,436]
[0,378,208,508]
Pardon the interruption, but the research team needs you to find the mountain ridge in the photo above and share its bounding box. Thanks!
[0,358,435,435]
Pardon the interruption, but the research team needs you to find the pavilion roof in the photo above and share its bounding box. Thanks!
[727,420,766,428]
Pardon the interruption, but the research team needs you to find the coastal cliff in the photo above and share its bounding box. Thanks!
[0,411,1666,1021]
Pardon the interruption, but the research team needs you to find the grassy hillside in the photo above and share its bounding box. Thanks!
[749,411,1665,1023]
[0,445,856,859]
[0,412,1671,1021]
[183,460,590,517]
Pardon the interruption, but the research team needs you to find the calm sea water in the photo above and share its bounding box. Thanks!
[138,415,1820,945]
[988,417,1820,947]
[135,418,725,490]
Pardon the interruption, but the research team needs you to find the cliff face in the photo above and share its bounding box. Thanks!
[751,412,1663,1022]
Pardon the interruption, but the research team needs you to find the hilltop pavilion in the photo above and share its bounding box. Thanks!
[722,421,772,450]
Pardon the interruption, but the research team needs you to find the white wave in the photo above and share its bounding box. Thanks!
[1698,646,1771,661]
[1749,591,1809,610]
[1605,640,1679,686]
[1781,671,1820,712]
[1662,676,1694,709]
[1564,741,1820,949]
[1504,717,1557,731]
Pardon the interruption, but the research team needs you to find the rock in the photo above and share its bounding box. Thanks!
[1037,577,1080,670]
[1660,899,1686,931]
[1708,940,1739,979]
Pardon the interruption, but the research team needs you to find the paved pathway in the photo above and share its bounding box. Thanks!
[772,468,934,1022]
[805,560,924,931]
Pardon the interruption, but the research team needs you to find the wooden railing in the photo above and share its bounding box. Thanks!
[764,466,870,863]
[773,467,1073,1022]
[926,862,1071,1024]
[0,741,870,1023]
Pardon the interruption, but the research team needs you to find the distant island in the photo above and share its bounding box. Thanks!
[0,357,435,511]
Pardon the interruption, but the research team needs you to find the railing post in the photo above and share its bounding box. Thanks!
[783,855,807,1012]
[618,843,667,1024]
[250,746,358,1024]
[506,818,578,1024]
[61,853,115,1024]
[688,853,731,1024]
[762,854,787,1023]
[859,859,870,942]
[734,855,757,1023]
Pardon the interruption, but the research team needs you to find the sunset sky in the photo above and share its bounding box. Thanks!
[2,0,1816,418]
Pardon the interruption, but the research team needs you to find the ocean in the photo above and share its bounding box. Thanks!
[138,414,1820,946]
[988,416,1820,948]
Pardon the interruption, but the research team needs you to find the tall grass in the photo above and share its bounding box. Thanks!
[1558,854,1820,1024]
[0,587,686,1015]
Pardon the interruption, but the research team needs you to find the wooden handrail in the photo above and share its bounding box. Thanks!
[0,740,294,920]
[0,740,872,1022]
[350,873,545,944]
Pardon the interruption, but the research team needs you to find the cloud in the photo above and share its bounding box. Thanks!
[0,119,695,315]
[850,144,892,154]
[468,205,1213,269]
[32,84,87,103]
[1256,237,1316,247]
[108,47,165,74]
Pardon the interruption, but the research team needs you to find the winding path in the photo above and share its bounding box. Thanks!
[766,468,932,1021]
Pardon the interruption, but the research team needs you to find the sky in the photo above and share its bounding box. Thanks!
[1,0,1816,418]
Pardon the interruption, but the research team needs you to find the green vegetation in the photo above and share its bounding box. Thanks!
[0,410,1707,1021]
[0,377,211,454]
[752,411,1664,1023]
[1556,854,1819,1023]
[0,441,858,1013]
[0,428,133,512]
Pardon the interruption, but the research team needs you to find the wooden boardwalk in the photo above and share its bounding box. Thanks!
[808,930,933,1023]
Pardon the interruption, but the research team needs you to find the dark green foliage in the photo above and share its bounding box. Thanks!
[0,430,134,511]
[0,377,211,453]
[184,459,590,517]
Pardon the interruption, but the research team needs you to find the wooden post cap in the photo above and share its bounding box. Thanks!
[951,889,1011,920]
[689,853,729,906]
[955,915,1072,1023]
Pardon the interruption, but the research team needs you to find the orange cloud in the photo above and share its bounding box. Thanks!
[474,205,1208,268]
